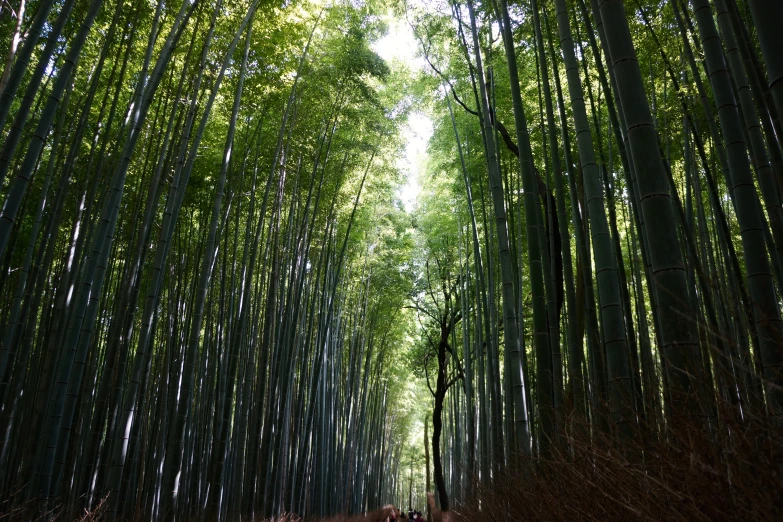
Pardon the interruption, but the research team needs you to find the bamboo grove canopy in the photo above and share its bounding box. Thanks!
[0,0,782,520]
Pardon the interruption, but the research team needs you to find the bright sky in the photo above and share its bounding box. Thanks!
[372,13,434,486]
[372,17,433,212]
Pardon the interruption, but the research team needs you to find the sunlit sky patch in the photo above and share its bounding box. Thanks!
[372,16,433,213]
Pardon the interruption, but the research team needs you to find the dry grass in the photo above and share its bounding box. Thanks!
[448,404,783,522]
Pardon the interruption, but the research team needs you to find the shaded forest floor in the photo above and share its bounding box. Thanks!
[3,406,781,522]
[455,408,783,522]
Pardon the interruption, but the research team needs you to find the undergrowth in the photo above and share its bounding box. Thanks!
[3,401,781,521]
[451,402,783,521]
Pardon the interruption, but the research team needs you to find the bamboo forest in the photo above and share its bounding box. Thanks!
[1,0,783,519]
